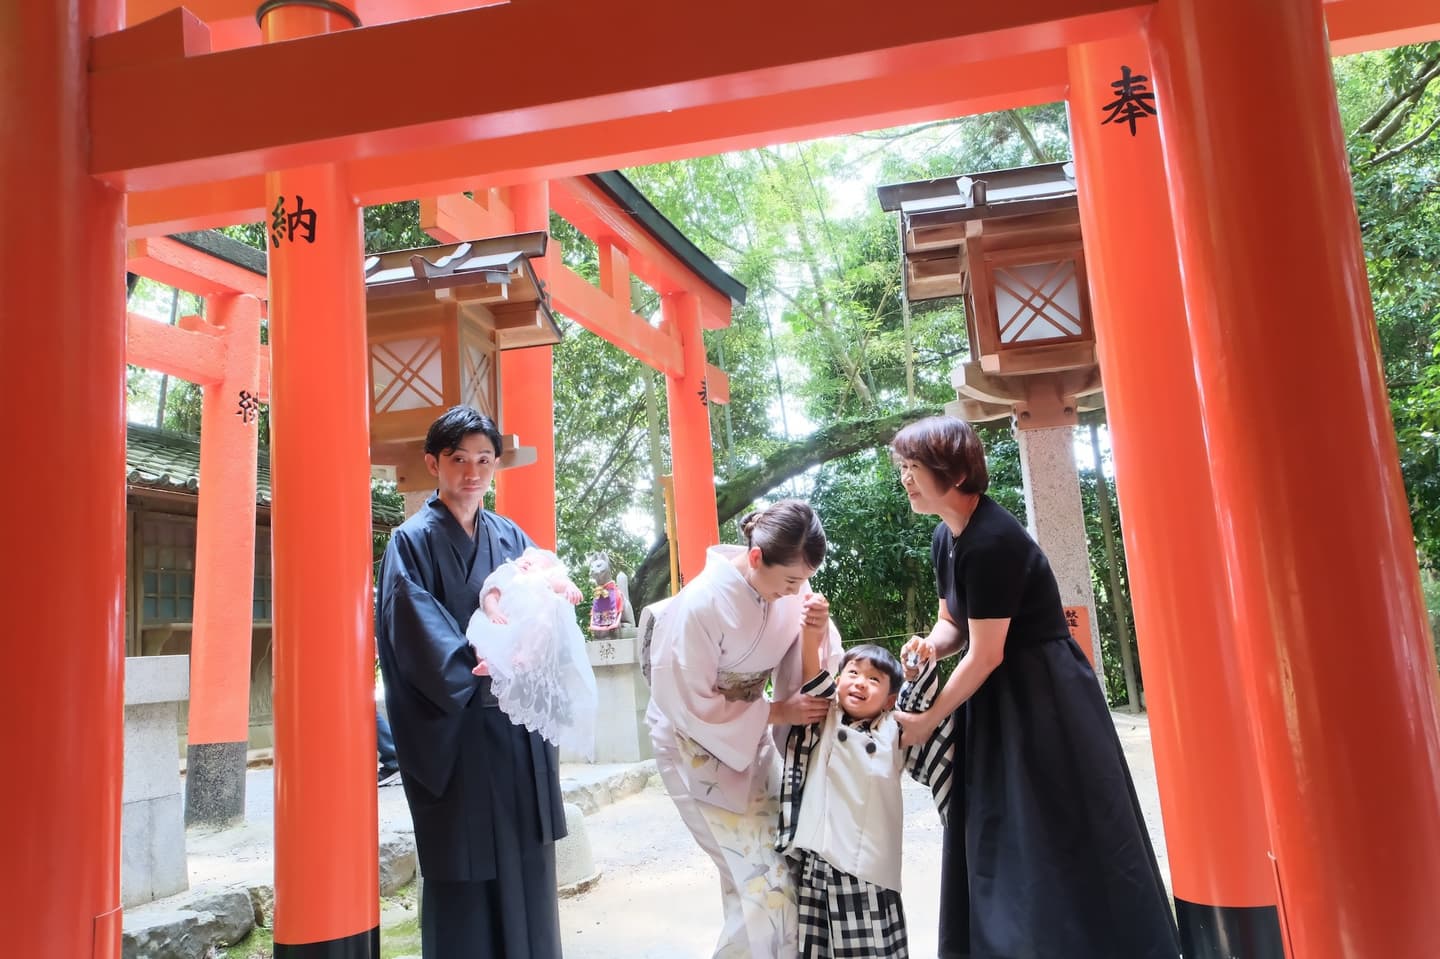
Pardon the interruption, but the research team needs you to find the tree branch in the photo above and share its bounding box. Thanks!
[1007,110,1051,164]
[630,405,941,607]
[1355,53,1440,141]
[1367,113,1440,167]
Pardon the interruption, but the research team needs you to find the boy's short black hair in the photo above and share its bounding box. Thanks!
[839,643,904,697]
[425,405,503,458]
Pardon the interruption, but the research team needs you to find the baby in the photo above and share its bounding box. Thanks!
[465,547,597,759]
[475,547,584,637]
[776,595,946,959]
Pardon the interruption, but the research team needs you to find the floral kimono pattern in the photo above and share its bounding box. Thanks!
[647,546,841,958]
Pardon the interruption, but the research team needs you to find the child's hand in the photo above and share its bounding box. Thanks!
[472,658,491,677]
[801,592,830,632]
[488,610,509,625]
[563,583,584,605]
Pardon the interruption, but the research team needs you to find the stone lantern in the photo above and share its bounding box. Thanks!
[365,231,561,489]
[878,161,1102,429]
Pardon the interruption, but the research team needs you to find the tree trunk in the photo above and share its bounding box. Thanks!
[642,366,667,538]
[1089,423,1140,712]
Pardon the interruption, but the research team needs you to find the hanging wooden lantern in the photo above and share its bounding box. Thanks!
[879,162,1103,428]
[364,231,561,489]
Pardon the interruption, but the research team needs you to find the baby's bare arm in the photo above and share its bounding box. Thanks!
[483,589,507,624]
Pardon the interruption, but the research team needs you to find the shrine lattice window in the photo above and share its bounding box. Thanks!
[139,514,196,622]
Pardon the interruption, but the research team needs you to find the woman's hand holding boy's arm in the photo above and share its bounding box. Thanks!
[895,707,942,749]
[772,591,833,728]
[770,690,830,726]
[901,601,966,669]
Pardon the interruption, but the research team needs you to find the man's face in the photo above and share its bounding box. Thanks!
[425,433,499,512]
[837,657,897,722]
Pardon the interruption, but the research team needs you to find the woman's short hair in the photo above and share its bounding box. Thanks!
[425,405,504,458]
[737,499,827,570]
[890,416,989,493]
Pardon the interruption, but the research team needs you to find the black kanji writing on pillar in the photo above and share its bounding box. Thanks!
[269,197,287,249]
[1101,65,1157,136]
[269,194,319,247]
[236,390,262,424]
[696,378,709,407]
[1064,607,1080,629]
[287,195,317,244]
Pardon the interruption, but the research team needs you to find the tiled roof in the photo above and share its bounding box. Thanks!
[126,423,404,527]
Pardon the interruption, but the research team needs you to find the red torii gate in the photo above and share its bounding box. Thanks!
[121,177,735,833]
[6,2,1440,958]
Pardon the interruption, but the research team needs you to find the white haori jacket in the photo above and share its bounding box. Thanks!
[791,694,906,891]
[778,663,952,893]
[647,545,840,813]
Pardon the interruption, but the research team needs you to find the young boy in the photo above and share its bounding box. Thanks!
[776,595,951,959]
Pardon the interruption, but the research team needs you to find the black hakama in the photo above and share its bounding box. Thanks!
[376,495,566,959]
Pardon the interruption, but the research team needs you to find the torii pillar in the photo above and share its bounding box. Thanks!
[1069,38,1281,957]
[185,293,263,828]
[5,3,126,957]
[663,292,719,583]
[4,0,126,950]
[1148,1,1440,956]
[261,2,378,955]
[494,182,558,547]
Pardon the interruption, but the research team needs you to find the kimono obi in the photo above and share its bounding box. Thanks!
[792,708,905,892]
[716,669,770,703]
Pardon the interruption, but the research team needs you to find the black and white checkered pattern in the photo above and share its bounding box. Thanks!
[794,848,909,958]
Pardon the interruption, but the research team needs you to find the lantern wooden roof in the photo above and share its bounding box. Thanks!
[878,161,1078,304]
[363,230,561,350]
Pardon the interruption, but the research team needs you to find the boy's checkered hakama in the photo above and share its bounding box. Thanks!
[794,848,908,959]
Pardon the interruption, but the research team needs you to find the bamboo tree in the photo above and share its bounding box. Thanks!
[1089,423,1139,712]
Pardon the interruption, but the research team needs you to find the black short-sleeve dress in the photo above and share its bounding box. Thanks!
[933,495,1180,959]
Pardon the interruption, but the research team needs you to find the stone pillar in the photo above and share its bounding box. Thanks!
[1016,425,1102,671]
[122,656,191,907]
[401,489,431,519]
[561,637,653,764]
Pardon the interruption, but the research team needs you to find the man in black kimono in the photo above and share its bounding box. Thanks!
[375,406,566,959]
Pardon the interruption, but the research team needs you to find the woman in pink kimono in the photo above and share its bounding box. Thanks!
[647,500,842,958]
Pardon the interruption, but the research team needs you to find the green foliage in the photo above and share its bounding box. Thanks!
[1336,44,1440,571]
[807,449,937,650]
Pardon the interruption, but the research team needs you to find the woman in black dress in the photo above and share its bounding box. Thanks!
[891,416,1179,959]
